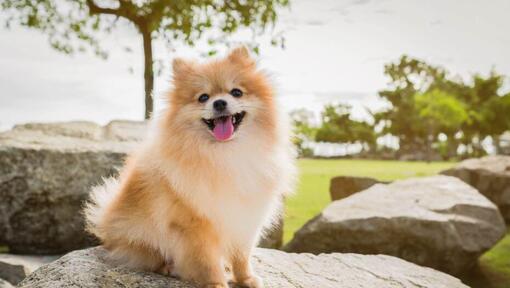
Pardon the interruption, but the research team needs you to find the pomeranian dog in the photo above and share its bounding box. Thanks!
[84,47,296,288]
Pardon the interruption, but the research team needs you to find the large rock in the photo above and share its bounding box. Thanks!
[0,121,281,254]
[0,254,59,285]
[441,155,510,222]
[329,176,386,201]
[0,278,13,288]
[11,121,148,142]
[284,175,506,275]
[0,122,141,254]
[18,246,467,288]
[0,121,142,254]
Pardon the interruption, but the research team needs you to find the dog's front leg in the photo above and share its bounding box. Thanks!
[230,247,263,288]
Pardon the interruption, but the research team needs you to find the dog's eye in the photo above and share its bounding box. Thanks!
[198,94,210,103]
[230,88,243,98]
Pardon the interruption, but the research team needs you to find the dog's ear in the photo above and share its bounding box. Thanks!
[172,58,195,79]
[227,46,255,68]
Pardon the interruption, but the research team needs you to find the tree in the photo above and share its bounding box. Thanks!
[479,93,510,154]
[315,104,351,143]
[1,0,288,119]
[373,55,448,154]
[460,72,507,156]
[315,104,376,153]
[289,108,316,157]
[375,55,510,159]
[414,89,468,161]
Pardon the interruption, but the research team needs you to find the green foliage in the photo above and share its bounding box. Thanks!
[1,0,288,56]
[414,89,468,132]
[315,104,376,151]
[1,0,289,118]
[290,108,316,157]
[374,55,510,158]
[374,56,448,151]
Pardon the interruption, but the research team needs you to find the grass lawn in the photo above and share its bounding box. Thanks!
[285,158,510,288]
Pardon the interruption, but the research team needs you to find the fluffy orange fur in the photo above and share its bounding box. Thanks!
[84,47,296,288]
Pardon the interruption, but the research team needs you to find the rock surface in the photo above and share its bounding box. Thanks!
[0,121,140,254]
[441,155,510,222]
[0,254,59,285]
[329,175,386,201]
[0,121,282,254]
[0,278,13,288]
[284,175,506,275]
[18,246,467,288]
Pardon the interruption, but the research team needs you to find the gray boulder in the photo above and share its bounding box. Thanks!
[11,120,147,142]
[285,175,506,275]
[0,254,58,285]
[329,176,386,201]
[0,121,140,254]
[0,278,13,288]
[18,246,467,288]
[0,121,282,254]
[441,155,510,222]
[102,120,148,142]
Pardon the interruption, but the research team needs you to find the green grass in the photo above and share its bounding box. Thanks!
[284,159,456,242]
[469,231,510,288]
[284,158,510,288]
[481,232,510,278]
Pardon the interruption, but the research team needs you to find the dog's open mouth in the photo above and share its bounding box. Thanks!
[202,111,246,141]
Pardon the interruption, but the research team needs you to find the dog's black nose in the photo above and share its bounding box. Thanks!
[213,99,227,112]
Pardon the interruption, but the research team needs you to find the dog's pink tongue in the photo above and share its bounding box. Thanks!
[213,116,234,141]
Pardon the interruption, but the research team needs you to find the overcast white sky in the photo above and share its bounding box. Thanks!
[1,0,509,130]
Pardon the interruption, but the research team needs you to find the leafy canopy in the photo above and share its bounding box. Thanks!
[414,89,468,132]
[1,0,289,58]
[315,104,376,149]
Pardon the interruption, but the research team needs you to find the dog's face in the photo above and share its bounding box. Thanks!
[166,47,276,143]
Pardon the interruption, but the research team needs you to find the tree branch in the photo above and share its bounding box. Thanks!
[86,0,141,25]
[86,0,120,16]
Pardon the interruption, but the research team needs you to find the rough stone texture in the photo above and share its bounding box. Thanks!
[0,121,140,254]
[0,121,281,254]
[441,155,510,222]
[102,120,148,142]
[284,175,506,275]
[18,246,467,288]
[329,176,386,201]
[11,121,148,142]
[0,278,13,288]
[0,254,59,285]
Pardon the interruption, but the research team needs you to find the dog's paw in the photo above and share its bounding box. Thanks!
[236,275,263,288]
[155,262,175,277]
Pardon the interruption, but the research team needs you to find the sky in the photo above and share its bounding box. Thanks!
[1,0,509,130]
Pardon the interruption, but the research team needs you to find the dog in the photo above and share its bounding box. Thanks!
[84,46,296,288]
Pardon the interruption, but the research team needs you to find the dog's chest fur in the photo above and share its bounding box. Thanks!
[163,137,287,247]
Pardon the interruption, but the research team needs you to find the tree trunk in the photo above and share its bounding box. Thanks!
[446,133,457,160]
[140,25,154,120]
[494,135,501,155]
[426,123,433,162]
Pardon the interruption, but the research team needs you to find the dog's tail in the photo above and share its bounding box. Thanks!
[83,177,120,238]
